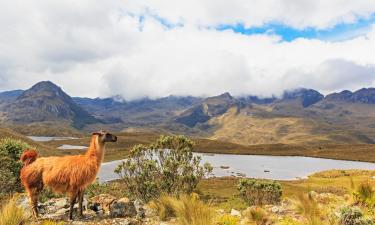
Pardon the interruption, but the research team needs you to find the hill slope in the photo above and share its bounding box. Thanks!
[0,81,99,130]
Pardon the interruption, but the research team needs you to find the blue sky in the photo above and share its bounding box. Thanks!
[217,13,375,42]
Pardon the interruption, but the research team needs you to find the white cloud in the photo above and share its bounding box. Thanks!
[0,0,375,99]
[125,0,375,29]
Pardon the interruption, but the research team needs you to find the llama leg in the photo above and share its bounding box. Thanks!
[78,189,85,217]
[29,190,39,218]
[68,191,78,220]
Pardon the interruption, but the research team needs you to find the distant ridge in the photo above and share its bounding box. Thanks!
[1,81,375,145]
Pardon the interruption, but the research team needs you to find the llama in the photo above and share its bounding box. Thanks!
[20,130,117,220]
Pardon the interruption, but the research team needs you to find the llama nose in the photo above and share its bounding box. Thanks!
[113,136,118,142]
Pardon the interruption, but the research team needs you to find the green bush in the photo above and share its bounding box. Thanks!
[0,138,30,196]
[115,135,212,202]
[338,206,373,225]
[237,179,282,206]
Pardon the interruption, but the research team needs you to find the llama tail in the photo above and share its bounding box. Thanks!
[20,149,38,166]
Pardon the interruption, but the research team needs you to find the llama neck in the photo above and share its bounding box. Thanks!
[85,135,105,166]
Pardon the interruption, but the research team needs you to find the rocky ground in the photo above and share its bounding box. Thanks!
[16,191,353,225]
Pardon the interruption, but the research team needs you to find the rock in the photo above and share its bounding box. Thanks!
[52,198,69,210]
[90,194,116,215]
[48,208,69,218]
[230,209,241,217]
[109,197,137,218]
[271,206,280,213]
[133,199,145,219]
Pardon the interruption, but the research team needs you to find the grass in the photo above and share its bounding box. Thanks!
[149,195,177,221]
[243,206,271,225]
[0,197,30,225]
[292,193,321,225]
[196,170,375,211]
[173,194,214,225]
[150,194,214,225]
[1,127,375,163]
[216,214,240,225]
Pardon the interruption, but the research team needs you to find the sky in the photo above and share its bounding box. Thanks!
[1,0,375,99]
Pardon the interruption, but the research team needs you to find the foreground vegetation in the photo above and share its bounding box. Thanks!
[0,135,374,225]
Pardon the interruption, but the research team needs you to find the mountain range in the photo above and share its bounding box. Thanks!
[1,81,375,146]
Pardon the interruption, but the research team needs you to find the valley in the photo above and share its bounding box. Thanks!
[0,81,375,163]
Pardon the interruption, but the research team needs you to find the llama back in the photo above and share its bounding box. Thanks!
[42,155,100,192]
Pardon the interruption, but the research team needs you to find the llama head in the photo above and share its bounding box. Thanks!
[92,130,117,143]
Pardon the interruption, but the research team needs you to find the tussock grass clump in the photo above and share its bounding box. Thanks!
[0,197,30,225]
[149,195,177,221]
[173,194,214,225]
[292,192,322,225]
[242,206,271,225]
[151,194,214,225]
[352,181,375,208]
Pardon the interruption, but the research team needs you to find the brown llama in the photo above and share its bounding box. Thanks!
[20,130,117,220]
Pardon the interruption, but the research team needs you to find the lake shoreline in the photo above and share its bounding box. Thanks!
[98,153,375,182]
[26,135,375,163]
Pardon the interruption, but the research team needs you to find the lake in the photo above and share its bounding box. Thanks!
[28,136,78,142]
[57,144,88,150]
[98,153,375,182]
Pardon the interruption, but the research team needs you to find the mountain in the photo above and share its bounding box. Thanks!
[325,88,375,104]
[175,92,240,127]
[0,89,23,101]
[282,88,324,107]
[74,95,202,128]
[2,81,375,146]
[0,81,99,129]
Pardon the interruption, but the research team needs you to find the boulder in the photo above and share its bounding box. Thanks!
[109,197,137,218]
[90,194,117,215]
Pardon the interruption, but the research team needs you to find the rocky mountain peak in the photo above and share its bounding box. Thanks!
[282,88,324,107]
[4,81,99,129]
[325,88,375,104]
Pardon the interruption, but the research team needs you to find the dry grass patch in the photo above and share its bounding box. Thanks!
[0,197,30,225]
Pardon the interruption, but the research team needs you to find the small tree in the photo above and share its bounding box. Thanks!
[238,179,282,206]
[115,135,212,202]
[0,138,30,195]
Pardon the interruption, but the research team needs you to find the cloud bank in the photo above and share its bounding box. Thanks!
[0,0,375,99]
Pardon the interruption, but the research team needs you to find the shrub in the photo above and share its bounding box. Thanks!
[115,135,212,202]
[0,197,30,225]
[173,194,214,225]
[0,138,30,196]
[238,179,282,206]
[216,214,240,225]
[338,206,373,225]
